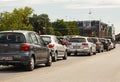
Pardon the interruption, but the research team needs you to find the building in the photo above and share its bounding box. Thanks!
[78,20,113,38]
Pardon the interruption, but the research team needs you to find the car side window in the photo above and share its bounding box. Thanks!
[35,34,45,46]
[29,33,38,44]
[35,33,41,45]
[54,37,59,43]
[57,38,63,44]
[87,38,93,43]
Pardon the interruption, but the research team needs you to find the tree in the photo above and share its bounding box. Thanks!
[66,21,79,35]
[30,14,54,34]
[0,6,33,31]
[53,19,67,36]
[53,19,79,36]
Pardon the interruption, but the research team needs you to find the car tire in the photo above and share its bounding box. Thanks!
[98,49,101,53]
[67,52,71,56]
[93,51,96,55]
[52,52,57,62]
[45,55,52,66]
[88,48,92,56]
[63,51,67,60]
[74,52,77,56]
[26,56,35,71]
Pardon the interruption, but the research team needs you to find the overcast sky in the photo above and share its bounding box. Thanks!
[0,0,120,34]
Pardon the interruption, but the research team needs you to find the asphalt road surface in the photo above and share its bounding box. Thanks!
[0,44,120,82]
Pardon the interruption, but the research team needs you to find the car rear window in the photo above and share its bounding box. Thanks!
[40,36,51,44]
[92,38,98,43]
[69,38,86,42]
[0,33,25,43]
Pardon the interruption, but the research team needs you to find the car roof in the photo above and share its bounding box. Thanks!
[0,30,35,35]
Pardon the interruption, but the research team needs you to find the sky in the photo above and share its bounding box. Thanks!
[0,0,120,35]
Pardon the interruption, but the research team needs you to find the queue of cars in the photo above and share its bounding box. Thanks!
[0,30,116,71]
[60,35,116,56]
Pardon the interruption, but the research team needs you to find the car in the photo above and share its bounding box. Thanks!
[104,37,116,48]
[107,39,114,50]
[0,30,52,71]
[91,37,104,53]
[67,36,96,56]
[57,36,71,47]
[40,35,67,62]
[99,38,110,51]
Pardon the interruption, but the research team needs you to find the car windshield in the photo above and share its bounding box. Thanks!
[69,38,86,42]
[41,36,51,44]
[0,33,25,43]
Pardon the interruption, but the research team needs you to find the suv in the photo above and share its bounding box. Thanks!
[0,30,52,71]
[40,35,67,62]
[67,36,96,56]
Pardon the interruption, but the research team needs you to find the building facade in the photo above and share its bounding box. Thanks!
[78,20,113,38]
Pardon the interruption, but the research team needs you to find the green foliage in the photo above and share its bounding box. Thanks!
[30,13,54,34]
[0,7,80,35]
[66,21,79,35]
[53,19,80,36]
[0,6,33,31]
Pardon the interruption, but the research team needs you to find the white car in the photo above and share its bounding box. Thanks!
[67,36,96,56]
[107,39,114,49]
[40,35,67,62]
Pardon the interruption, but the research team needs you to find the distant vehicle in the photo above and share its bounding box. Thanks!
[99,38,110,51]
[40,35,67,62]
[57,36,71,47]
[67,36,96,56]
[0,30,52,71]
[91,37,104,53]
[104,37,116,48]
[107,39,114,49]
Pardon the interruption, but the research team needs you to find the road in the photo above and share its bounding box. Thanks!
[0,44,120,82]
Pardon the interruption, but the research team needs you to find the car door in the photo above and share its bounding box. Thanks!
[87,38,96,53]
[56,37,65,56]
[29,32,43,63]
[35,34,49,62]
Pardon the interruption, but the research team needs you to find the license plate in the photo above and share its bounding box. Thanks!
[0,57,13,60]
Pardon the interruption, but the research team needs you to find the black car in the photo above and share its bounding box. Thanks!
[0,30,52,71]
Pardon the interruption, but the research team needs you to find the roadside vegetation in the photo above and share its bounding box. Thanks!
[0,6,79,36]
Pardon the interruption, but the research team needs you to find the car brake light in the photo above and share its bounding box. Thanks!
[96,42,100,45]
[68,42,71,45]
[82,42,88,46]
[48,43,55,48]
[21,44,30,51]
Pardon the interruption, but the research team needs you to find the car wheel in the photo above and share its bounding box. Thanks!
[93,51,96,55]
[26,56,35,71]
[52,52,57,62]
[45,55,52,66]
[88,48,92,56]
[98,49,101,53]
[67,52,71,56]
[63,51,67,60]
[74,52,77,56]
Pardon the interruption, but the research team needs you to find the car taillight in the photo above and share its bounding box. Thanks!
[82,42,88,46]
[48,43,55,48]
[96,42,100,45]
[21,44,30,51]
[68,42,71,45]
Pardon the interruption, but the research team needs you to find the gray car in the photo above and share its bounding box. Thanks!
[0,30,52,71]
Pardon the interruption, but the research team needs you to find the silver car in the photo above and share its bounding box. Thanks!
[67,36,96,56]
[40,35,67,62]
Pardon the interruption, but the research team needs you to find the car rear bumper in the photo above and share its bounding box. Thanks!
[67,48,90,54]
[0,55,30,66]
